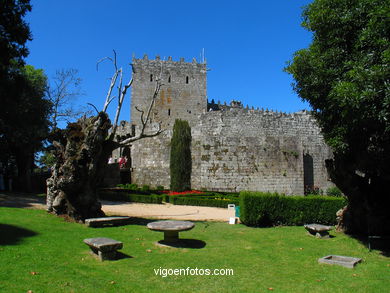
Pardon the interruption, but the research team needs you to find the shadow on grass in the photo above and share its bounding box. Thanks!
[0,223,38,246]
[116,251,133,260]
[104,216,156,227]
[351,234,390,257]
[0,192,45,209]
[87,251,133,261]
[156,239,206,249]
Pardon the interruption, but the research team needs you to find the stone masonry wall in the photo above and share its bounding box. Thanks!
[131,55,207,129]
[130,108,334,194]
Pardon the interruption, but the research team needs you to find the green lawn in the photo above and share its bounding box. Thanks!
[0,207,388,293]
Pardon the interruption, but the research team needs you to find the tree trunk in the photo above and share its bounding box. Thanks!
[15,149,33,192]
[326,158,390,236]
[46,112,116,221]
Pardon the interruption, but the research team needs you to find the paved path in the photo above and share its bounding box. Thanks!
[0,193,235,222]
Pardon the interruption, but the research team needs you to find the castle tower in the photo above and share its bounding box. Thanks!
[131,55,207,130]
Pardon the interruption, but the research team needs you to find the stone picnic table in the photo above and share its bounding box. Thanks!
[304,223,333,238]
[147,220,195,244]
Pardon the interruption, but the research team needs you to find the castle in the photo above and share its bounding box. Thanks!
[112,55,334,195]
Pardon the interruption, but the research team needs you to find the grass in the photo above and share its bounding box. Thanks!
[0,207,389,293]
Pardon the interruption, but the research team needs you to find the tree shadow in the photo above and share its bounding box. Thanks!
[0,223,38,246]
[347,234,390,257]
[102,216,155,227]
[156,239,206,249]
[0,192,45,209]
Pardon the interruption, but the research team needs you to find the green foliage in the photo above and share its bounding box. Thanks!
[239,191,347,227]
[141,184,150,192]
[98,190,163,204]
[0,0,32,73]
[169,193,239,208]
[170,119,192,192]
[326,186,343,197]
[285,0,390,234]
[116,183,139,190]
[38,150,56,170]
[0,64,51,191]
[285,0,390,181]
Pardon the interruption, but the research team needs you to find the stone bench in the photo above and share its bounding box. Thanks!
[85,216,131,228]
[83,237,123,261]
[304,223,333,238]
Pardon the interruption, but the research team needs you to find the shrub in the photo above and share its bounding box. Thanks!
[170,195,239,208]
[326,186,343,197]
[170,119,192,191]
[99,190,163,204]
[156,185,165,191]
[141,184,150,192]
[239,191,347,227]
[116,183,139,191]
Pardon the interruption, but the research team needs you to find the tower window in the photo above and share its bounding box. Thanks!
[168,109,171,116]
[168,75,171,83]
[186,76,189,84]
[150,74,153,82]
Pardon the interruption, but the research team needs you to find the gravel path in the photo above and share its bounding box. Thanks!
[0,193,235,222]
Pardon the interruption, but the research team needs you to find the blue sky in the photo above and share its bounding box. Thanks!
[25,0,313,125]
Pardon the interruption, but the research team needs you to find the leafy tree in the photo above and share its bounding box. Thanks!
[2,65,51,191]
[0,0,31,74]
[170,119,192,192]
[285,0,390,235]
[38,150,56,171]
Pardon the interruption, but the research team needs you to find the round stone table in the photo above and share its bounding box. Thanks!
[147,220,195,244]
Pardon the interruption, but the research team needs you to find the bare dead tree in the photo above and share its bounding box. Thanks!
[46,51,164,221]
[47,68,90,129]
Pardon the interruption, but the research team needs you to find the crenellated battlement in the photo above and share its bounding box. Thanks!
[133,54,206,65]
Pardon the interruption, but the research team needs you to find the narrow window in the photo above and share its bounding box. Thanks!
[168,109,171,116]
[150,74,153,82]
[303,153,314,195]
[168,75,171,83]
[186,76,189,84]
[131,125,136,137]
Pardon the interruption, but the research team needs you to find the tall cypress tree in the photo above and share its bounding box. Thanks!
[170,119,192,191]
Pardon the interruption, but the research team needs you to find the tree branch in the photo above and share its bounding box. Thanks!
[87,103,99,115]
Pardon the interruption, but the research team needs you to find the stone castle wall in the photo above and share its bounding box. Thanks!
[118,55,334,194]
[130,108,333,194]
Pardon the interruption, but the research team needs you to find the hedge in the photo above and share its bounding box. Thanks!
[239,191,347,227]
[98,190,163,204]
[169,195,239,208]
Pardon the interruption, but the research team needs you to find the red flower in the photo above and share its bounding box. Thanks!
[167,190,205,196]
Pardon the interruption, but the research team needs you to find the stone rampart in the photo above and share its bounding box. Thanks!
[130,108,333,194]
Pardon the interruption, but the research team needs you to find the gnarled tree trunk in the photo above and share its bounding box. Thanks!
[326,157,390,236]
[46,52,163,222]
[46,112,115,221]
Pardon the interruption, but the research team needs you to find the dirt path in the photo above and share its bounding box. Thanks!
[0,193,235,222]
